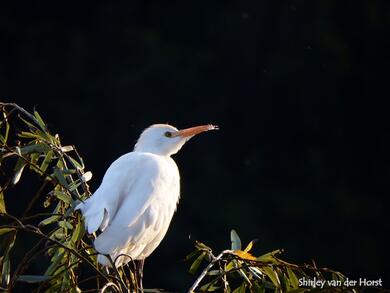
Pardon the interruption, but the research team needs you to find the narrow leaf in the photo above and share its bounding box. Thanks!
[17,275,52,283]
[39,215,60,227]
[34,110,47,131]
[40,150,54,173]
[54,168,69,188]
[20,143,50,155]
[52,190,72,204]
[263,266,280,288]
[12,158,26,185]
[189,252,206,274]
[71,221,85,243]
[244,240,255,253]
[1,254,11,286]
[0,228,16,236]
[287,267,299,289]
[256,249,283,263]
[0,191,6,213]
[68,156,84,170]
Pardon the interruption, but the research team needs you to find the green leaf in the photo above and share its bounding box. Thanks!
[243,240,255,253]
[58,220,73,230]
[287,267,299,289]
[68,156,84,170]
[34,110,47,131]
[20,143,50,155]
[0,227,16,235]
[189,252,206,274]
[39,215,61,227]
[195,240,211,251]
[231,229,241,250]
[17,275,52,283]
[71,221,85,243]
[0,191,6,213]
[200,278,220,292]
[262,266,280,288]
[18,131,41,139]
[0,111,10,144]
[256,249,283,263]
[52,190,72,204]
[12,158,26,185]
[45,249,65,275]
[40,150,54,173]
[54,168,69,188]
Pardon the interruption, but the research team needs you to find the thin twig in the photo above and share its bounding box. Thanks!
[187,250,232,293]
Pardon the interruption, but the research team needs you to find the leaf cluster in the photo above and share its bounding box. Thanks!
[0,103,141,292]
[185,231,377,293]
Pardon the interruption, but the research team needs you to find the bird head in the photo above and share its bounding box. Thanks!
[134,124,218,156]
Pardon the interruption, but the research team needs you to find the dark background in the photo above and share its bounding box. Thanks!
[1,1,389,291]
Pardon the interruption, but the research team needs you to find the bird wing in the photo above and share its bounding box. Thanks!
[92,154,179,261]
[77,152,167,235]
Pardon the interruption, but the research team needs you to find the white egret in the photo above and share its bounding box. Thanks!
[76,123,218,286]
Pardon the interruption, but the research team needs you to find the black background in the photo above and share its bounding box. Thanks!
[1,1,389,291]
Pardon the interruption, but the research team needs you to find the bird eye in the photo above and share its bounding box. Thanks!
[164,131,172,138]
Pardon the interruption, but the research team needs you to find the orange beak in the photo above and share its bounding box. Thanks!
[173,124,219,138]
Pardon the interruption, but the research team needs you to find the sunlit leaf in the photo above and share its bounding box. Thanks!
[0,191,6,213]
[34,110,47,131]
[244,240,255,253]
[52,190,72,204]
[71,221,85,243]
[18,131,41,139]
[231,229,241,250]
[256,249,283,263]
[40,150,54,173]
[195,240,211,251]
[39,215,60,227]
[287,267,299,289]
[59,220,73,230]
[0,227,16,235]
[68,156,84,170]
[12,158,27,185]
[233,250,257,260]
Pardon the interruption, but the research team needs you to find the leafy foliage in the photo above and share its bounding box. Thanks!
[0,103,141,292]
[187,230,366,292]
[0,103,385,292]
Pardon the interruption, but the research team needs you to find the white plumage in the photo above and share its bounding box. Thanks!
[76,124,217,267]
